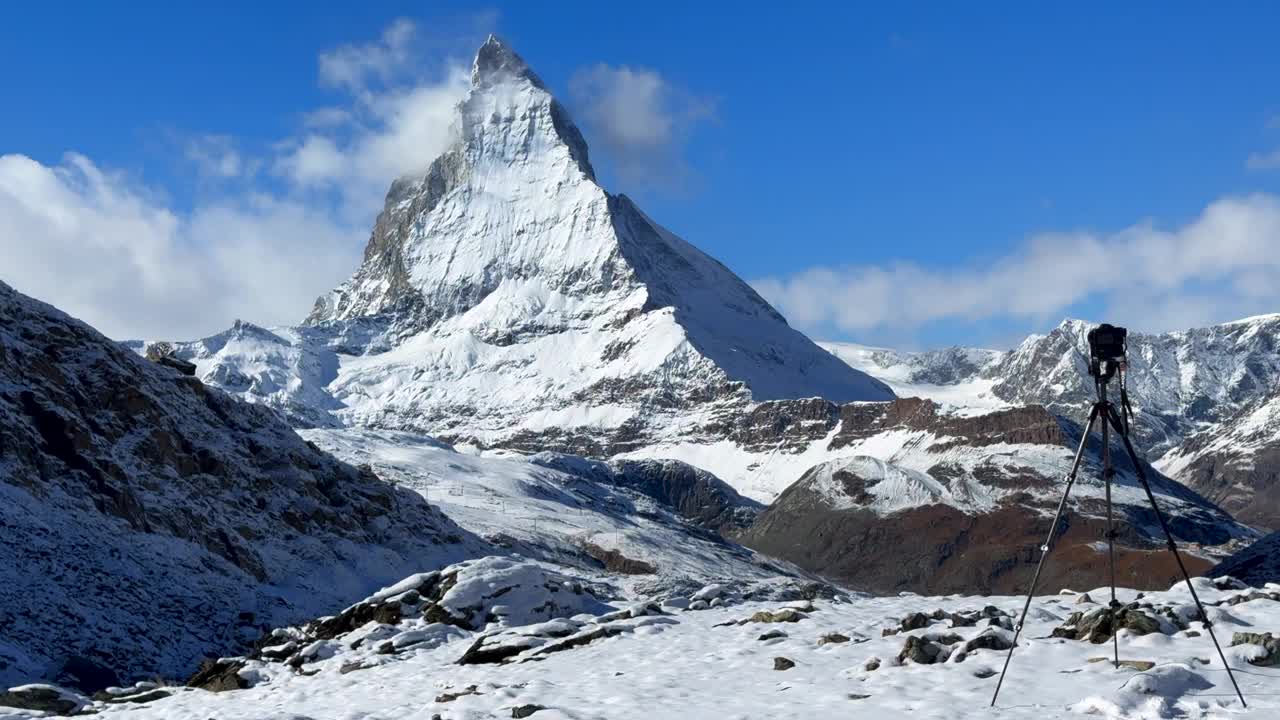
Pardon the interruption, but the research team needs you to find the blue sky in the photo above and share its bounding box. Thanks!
[2,2,1279,346]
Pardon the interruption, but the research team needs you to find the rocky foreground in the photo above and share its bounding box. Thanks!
[3,559,1279,719]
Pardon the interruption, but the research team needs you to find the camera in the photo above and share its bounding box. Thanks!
[1087,323,1127,380]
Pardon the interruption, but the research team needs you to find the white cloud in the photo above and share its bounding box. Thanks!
[318,18,417,96]
[0,152,361,340]
[569,63,715,186]
[754,194,1280,338]
[0,18,474,340]
[274,20,470,217]
[184,134,243,178]
[1246,148,1280,170]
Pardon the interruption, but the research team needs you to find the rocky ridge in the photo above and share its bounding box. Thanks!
[0,280,483,691]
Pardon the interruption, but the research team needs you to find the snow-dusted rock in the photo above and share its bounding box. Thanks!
[0,281,482,691]
[0,684,89,716]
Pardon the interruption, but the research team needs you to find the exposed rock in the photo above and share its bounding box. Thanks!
[951,630,1015,662]
[436,685,480,703]
[1051,605,1164,643]
[101,689,172,704]
[773,657,796,671]
[578,542,657,575]
[186,659,250,692]
[1231,632,1280,666]
[897,634,962,665]
[819,633,851,646]
[743,608,806,624]
[512,704,546,718]
[0,685,89,715]
[864,657,882,671]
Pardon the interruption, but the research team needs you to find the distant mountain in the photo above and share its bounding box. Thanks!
[822,315,1280,530]
[730,398,1254,594]
[0,280,482,691]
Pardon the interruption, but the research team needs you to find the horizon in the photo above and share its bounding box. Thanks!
[2,3,1279,350]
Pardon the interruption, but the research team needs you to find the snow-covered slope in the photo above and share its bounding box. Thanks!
[18,573,1280,719]
[297,428,807,597]
[0,280,482,691]
[821,342,1007,412]
[149,35,889,459]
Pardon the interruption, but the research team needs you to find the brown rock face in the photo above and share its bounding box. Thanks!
[736,398,1241,595]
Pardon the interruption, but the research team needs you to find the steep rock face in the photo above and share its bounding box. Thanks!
[0,281,481,690]
[157,35,889,461]
[736,399,1253,594]
[1159,387,1280,530]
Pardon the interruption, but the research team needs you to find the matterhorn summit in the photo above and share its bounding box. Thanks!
[169,36,891,463]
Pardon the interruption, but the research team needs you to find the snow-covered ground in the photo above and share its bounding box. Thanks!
[300,428,805,593]
[21,574,1280,720]
[820,341,1009,414]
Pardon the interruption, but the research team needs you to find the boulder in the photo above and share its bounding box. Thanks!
[773,657,796,671]
[1050,605,1164,643]
[745,608,806,624]
[187,658,251,692]
[0,685,89,715]
[951,629,1015,662]
[897,634,961,665]
[1230,632,1280,666]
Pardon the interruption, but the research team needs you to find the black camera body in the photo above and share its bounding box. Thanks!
[1087,323,1127,380]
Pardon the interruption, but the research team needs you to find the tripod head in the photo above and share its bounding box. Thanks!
[1087,323,1127,384]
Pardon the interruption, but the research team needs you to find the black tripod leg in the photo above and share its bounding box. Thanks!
[1104,406,1248,707]
[1101,398,1120,667]
[991,403,1101,707]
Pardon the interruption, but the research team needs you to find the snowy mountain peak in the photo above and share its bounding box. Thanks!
[204,36,892,455]
[473,33,543,89]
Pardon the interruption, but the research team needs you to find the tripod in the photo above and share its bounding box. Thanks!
[990,358,1247,708]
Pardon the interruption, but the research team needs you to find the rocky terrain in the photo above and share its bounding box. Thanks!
[734,399,1254,594]
[6,566,1279,719]
[0,280,484,691]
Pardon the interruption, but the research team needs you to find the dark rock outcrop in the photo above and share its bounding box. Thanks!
[1211,532,1280,587]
